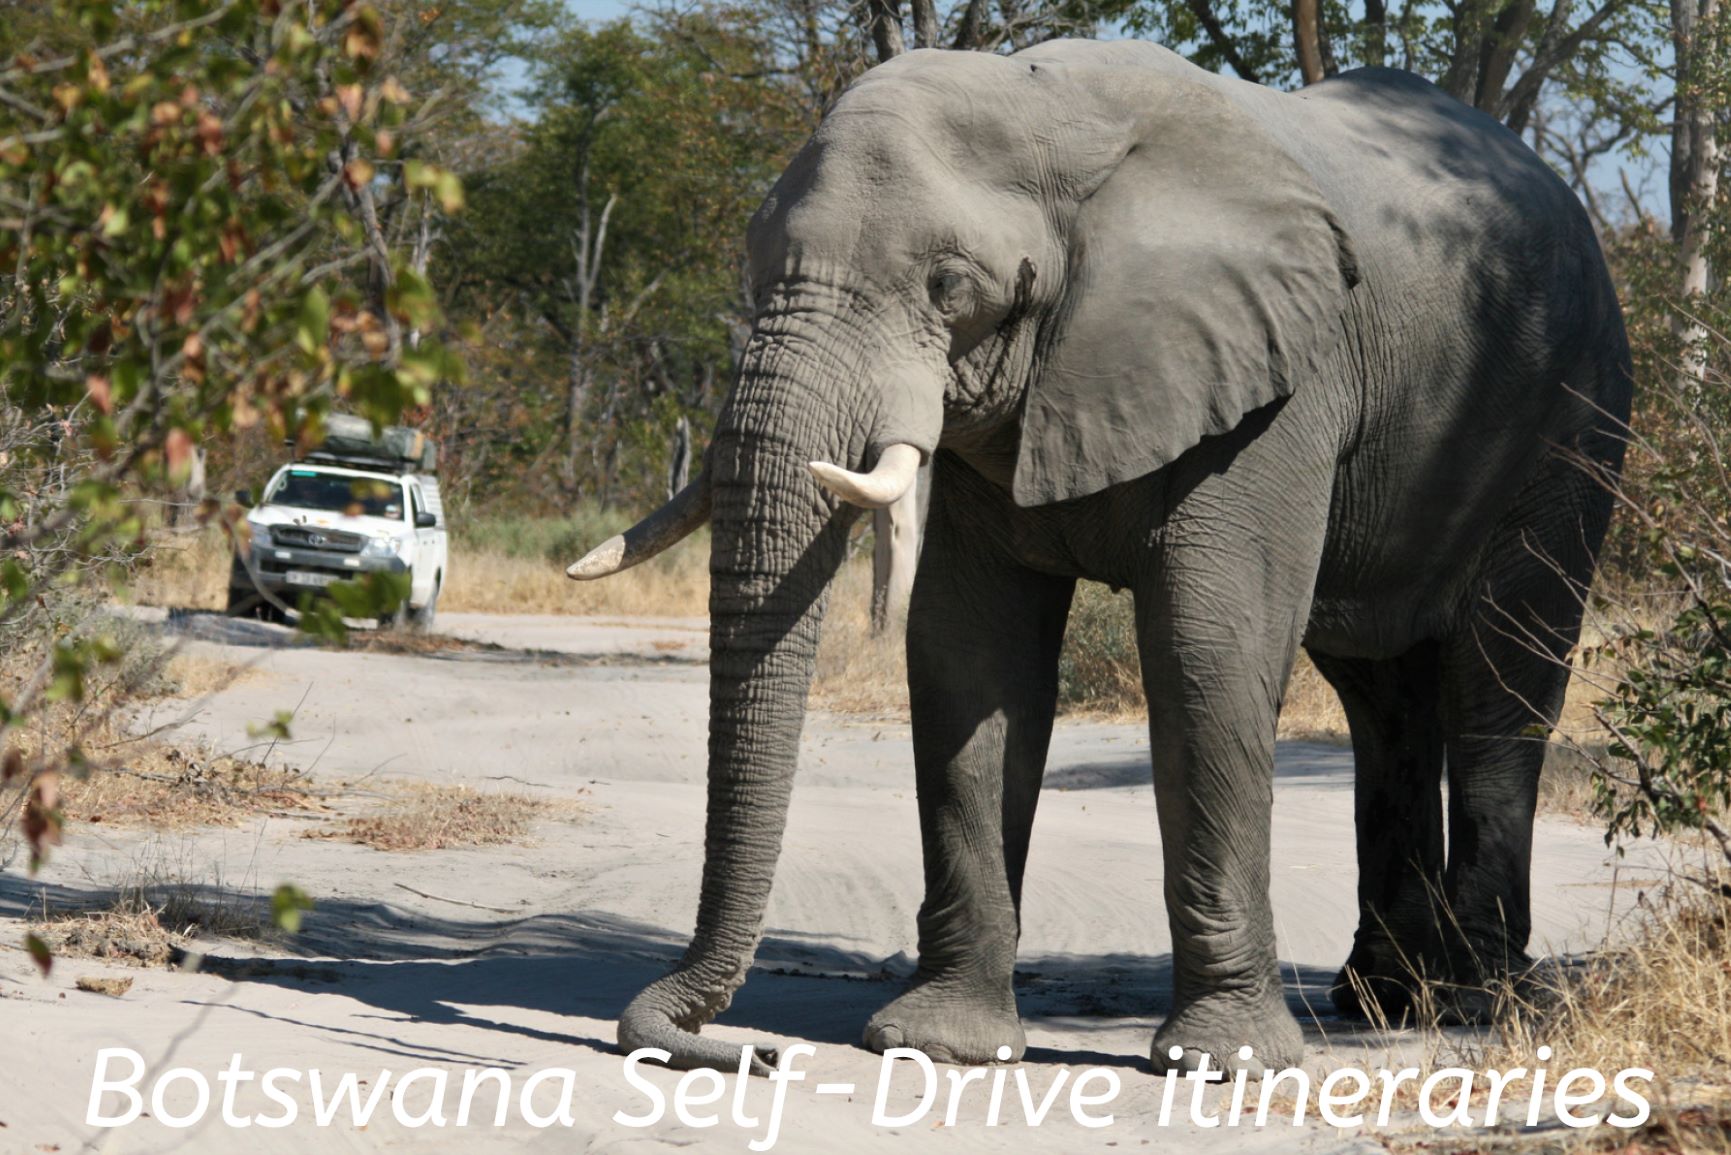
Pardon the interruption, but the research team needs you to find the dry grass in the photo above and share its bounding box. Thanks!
[161,650,257,697]
[1537,742,1606,818]
[127,523,713,618]
[128,529,231,611]
[1347,867,1731,1152]
[810,569,1356,731]
[811,557,910,717]
[135,525,1642,762]
[29,887,282,968]
[442,542,711,617]
[31,904,182,967]
[60,743,318,829]
[4,704,319,833]
[1057,582,1145,720]
[305,780,580,851]
[1280,654,1351,740]
[1476,881,1731,1102]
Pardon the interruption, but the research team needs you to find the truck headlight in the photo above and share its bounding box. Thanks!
[248,523,271,548]
[362,535,405,559]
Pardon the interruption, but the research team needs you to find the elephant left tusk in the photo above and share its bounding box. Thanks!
[808,444,922,509]
[567,477,711,580]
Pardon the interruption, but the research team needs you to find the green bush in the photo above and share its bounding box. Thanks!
[1579,378,1731,868]
[1058,582,1144,715]
[1,0,464,872]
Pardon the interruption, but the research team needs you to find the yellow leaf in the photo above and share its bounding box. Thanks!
[336,83,363,122]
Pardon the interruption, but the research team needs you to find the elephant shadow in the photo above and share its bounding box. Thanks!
[1043,740,1354,791]
[0,872,1363,1072]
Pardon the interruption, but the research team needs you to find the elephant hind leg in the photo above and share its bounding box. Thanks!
[1307,643,1447,1022]
[1434,444,1614,1018]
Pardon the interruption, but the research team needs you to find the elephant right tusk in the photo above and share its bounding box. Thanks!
[567,478,712,580]
[808,443,922,509]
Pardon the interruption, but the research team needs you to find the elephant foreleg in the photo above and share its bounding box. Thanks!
[862,484,1074,1065]
[1135,472,1331,1075]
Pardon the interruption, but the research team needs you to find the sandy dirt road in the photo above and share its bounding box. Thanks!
[0,611,1652,1153]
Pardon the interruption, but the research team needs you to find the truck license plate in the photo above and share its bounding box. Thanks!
[285,570,338,588]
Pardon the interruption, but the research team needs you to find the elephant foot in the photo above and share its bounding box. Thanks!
[1330,941,1432,1023]
[1429,941,1536,1026]
[1332,939,1533,1027]
[1151,988,1302,1077]
[864,978,1025,1065]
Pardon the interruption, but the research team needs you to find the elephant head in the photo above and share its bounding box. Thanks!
[567,39,1358,1072]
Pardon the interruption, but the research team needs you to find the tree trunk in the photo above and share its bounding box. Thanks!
[562,144,614,496]
[1473,0,1536,112]
[1293,0,1335,83]
[407,193,434,352]
[868,0,906,62]
[669,414,692,499]
[169,445,206,529]
[566,337,590,491]
[600,436,620,512]
[911,0,940,47]
[952,0,989,48]
[1361,0,1388,66]
[1672,0,1721,392]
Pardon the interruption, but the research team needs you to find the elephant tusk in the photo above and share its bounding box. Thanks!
[808,443,922,509]
[567,478,712,580]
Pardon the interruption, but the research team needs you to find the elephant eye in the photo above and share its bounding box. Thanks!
[929,270,970,315]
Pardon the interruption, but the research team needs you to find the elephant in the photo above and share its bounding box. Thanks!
[567,38,1632,1077]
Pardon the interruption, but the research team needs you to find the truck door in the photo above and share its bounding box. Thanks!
[408,482,436,606]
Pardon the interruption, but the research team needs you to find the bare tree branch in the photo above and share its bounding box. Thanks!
[1186,0,1264,83]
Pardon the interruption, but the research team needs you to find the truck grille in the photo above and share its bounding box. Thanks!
[271,526,364,553]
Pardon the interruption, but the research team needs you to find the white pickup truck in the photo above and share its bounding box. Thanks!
[229,424,447,629]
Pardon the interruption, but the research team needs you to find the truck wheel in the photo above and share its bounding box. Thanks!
[226,558,262,617]
[225,584,260,617]
[408,576,440,632]
[377,599,408,630]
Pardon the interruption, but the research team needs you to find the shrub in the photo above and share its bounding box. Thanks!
[1058,582,1144,716]
[1574,378,1731,868]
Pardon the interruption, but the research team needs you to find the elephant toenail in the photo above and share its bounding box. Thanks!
[866,1023,904,1051]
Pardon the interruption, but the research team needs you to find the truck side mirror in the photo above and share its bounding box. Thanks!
[234,490,253,507]
[415,511,437,529]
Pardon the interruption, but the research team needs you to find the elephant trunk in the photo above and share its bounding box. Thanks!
[616,317,894,1073]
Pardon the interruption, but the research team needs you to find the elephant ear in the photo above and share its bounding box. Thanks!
[1011,79,1359,507]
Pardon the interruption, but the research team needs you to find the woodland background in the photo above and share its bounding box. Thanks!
[1,3,1729,1112]
[7,0,1711,521]
[1,0,1728,892]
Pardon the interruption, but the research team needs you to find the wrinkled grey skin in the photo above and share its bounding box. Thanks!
[614,39,1631,1077]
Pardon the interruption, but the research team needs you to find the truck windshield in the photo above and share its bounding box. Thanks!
[266,470,403,520]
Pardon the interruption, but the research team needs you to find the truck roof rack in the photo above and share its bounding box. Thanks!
[293,414,438,474]
[298,451,420,477]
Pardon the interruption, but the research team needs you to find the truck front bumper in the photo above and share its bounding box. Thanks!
[238,544,408,595]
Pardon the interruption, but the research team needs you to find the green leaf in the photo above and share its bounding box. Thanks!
[247,710,295,741]
[296,284,330,354]
[45,644,87,703]
[25,933,52,978]
[271,884,315,934]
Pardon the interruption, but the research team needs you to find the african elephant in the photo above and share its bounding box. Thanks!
[568,39,1631,1076]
